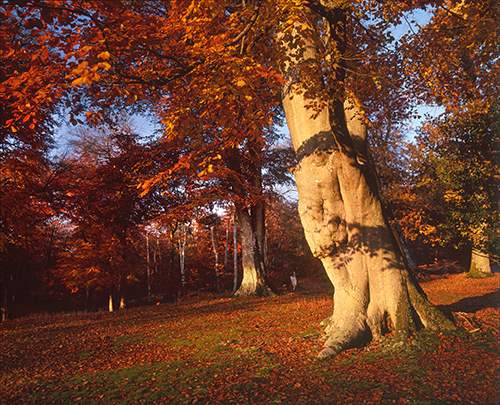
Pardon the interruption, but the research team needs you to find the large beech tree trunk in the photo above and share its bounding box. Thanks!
[225,144,272,296]
[469,248,492,276]
[280,9,453,358]
[234,206,273,296]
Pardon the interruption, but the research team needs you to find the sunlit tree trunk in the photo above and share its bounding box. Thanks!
[224,217,230,274]
[178,223,188,296]
[232,213,239,293]
[469,248,492,276]
[153,236,158,274]
[279,8,453,358]
[210,225,220,292]
[234,206,273,296]
[226,145,272,296]
[108,293,114,312]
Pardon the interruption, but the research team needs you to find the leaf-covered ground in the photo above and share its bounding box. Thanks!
[1,273,499,404]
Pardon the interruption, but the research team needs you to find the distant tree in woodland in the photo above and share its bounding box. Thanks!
[405,108,497,276]
[54,122,150,310]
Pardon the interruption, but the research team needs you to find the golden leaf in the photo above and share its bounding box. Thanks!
[97,51,111,60]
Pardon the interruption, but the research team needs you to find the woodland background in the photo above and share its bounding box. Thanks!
[0,0,499,403]
[0,0,497,319]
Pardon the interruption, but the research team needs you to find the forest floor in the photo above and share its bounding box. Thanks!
[1,273,499,404]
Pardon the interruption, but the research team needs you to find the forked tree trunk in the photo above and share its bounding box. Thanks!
[469,248,492,276]
[234,206,273,296]
[279,10,453,358]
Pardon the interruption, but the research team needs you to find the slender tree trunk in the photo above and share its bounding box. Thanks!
[108,293,114,312]
[234,206,273,296]
[146,234,151,299]
[153,236,157,274]
[279,9,453,358]
[178,224,188,295]
[1,278,8,322]
[469,248,492,276]
[156,236,161,273]
[210,225,220,292]
[224,217,230,274]
[85,285,90,312]
[232,213,239,293]
[252,198,267,271]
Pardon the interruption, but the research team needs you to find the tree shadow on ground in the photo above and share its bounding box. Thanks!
[438,290,500,313]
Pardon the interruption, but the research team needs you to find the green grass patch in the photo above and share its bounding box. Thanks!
[113,333,146,349]
[28,360,223,404]
[77,350,95,360]
[28,344,282,404]
[154,326,244,355]
[296,327,320,340]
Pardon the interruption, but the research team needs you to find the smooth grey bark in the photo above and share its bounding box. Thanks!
[279,10,453,358]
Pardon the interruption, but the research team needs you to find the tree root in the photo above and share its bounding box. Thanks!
[234,284,275,297]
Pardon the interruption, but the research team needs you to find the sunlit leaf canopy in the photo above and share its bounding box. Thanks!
[1,0,496,190]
